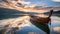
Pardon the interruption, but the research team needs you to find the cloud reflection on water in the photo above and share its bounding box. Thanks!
[50,16,60,34]
[53,27,60,33]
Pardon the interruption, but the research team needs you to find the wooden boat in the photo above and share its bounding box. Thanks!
[30,10,53,25]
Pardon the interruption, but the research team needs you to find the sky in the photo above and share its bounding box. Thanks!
[0,0,60,7]
[0,0,60,11]
[24,0,60,7]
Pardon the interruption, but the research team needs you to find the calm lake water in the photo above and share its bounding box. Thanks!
[0,14,60,34]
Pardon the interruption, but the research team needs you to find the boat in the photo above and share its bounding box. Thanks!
[30,10,53,25]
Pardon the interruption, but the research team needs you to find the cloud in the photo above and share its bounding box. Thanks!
[18,1,31,5]
[29,2,49,7]
[0,0,51,8]
[52,0,60,2]
[36,2,49,7]
[18,0,31,8]
[18,1,31,8]
[0,0,31,8]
